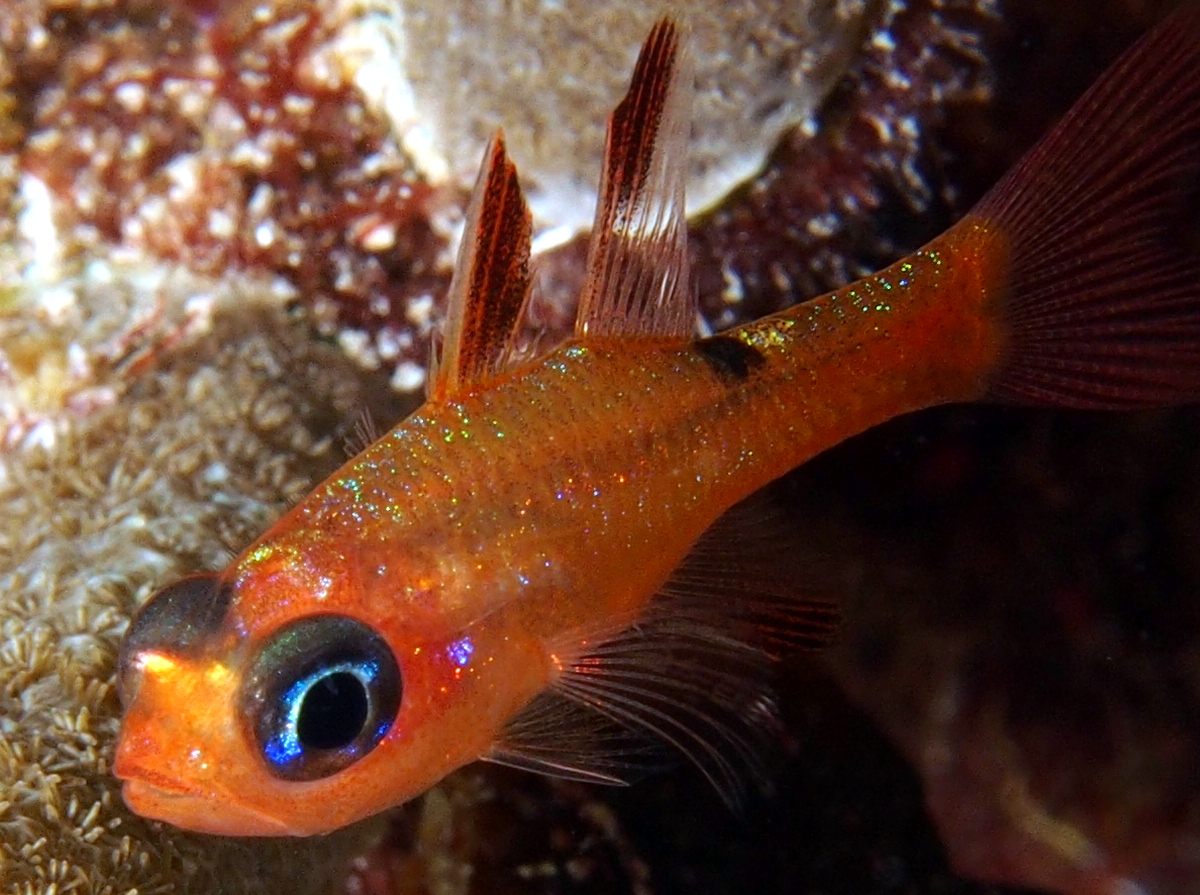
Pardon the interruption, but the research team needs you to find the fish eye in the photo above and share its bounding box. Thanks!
[240,615,401,781]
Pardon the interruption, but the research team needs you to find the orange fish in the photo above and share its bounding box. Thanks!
[115,14,1200,836]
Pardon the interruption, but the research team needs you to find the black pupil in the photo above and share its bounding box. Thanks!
[297,671,369,751]
[244,615,402,781]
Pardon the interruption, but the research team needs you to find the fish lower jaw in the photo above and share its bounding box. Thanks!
[120,777,298,837]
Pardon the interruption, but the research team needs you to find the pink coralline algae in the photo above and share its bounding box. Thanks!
[1,0,451,400]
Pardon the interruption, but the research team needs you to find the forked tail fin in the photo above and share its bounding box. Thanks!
[971,5,1200,409]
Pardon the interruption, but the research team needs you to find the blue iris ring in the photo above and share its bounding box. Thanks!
[240,615,401,782]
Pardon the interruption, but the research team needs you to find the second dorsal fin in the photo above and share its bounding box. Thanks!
[575,18,696,340]
[429,134,533,401]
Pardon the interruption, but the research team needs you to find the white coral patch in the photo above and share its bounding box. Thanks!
[318,0,865,248]
[17,174,65,283]
[325,0,451,183]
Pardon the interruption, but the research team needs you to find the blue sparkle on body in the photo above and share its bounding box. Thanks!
[446,637,474,667]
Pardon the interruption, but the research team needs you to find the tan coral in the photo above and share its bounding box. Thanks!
[0,277,385,893]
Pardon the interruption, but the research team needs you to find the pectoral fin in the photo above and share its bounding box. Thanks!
[487,494,839,808]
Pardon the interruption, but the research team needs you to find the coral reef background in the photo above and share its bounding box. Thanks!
[0,279,383,892]
[2,0,1197,894]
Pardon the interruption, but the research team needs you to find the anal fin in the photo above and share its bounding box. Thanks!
[487,494,839,808]
[429,135,534,400]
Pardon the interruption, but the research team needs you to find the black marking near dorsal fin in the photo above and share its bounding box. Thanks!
[574,18,696,341]
[695,334,767,383]
[487,494,839,808]
[428,134,533,401]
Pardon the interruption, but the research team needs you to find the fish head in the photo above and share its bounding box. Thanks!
[114,614,298,836]
[113,550,505,836]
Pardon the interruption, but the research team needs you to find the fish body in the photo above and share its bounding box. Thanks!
[115,14,1200,836]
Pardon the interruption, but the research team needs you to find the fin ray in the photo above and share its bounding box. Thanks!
[493,494,838,807]
[486,690,668,786]
[974,7,1200,409]
[341,406,379,457]
[429,135,533,400]
[575,18,696,340]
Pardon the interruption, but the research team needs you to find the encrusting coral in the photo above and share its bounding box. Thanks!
[0,271,382,893]
[0,0,1012,891]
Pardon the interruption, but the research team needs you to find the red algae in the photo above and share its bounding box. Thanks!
[2,0,452,393]
[691,0,995,328]
[0,0,994,395]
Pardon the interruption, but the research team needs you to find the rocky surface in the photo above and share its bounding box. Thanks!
[5,1,1194,894]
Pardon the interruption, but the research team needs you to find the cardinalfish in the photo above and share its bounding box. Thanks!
[115,13,1200,836]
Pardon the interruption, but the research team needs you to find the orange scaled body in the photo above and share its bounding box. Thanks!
[115,14,1200,836]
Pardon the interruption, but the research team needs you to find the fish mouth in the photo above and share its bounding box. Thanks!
[120,777,296,837]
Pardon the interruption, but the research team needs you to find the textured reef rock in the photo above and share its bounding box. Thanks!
[0,265,381,892]
[347,768,655,895]
[15,0,1168,894]
[528,0,995,345]
[690,0,993,329]
[389,0,869,236]
[797,404,1200,895]
[0,0,995,399]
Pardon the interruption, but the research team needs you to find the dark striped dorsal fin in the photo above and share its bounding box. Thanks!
[575,18,696,341]
[429,134,533,400]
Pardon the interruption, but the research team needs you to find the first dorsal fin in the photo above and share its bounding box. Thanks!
[429,134,534,400]
[575,18,696,340]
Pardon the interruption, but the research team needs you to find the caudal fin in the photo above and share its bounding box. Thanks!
[973,6,1200,409]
